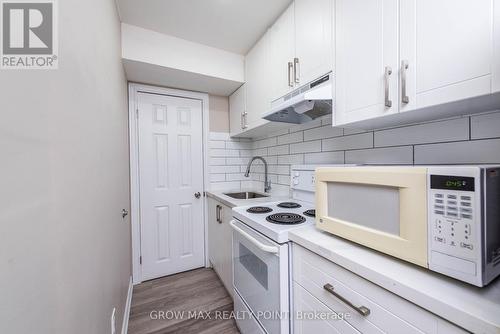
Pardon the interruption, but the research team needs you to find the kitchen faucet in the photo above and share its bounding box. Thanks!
[244,156,271,193]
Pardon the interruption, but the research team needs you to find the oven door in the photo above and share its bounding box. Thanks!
[230,219,289,334]
[315,166,428,267]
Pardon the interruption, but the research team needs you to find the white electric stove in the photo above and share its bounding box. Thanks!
[231,165,340,334]
[232,200,315,244]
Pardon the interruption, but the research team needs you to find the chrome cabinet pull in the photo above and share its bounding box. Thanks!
[384,66,392,108]
[323,283,371,317]
[240,113,244,129]
[294,57,300,84]
[242,111,248,129]
[401,60,409,104]
[216,205,220,223]
[288,61,294,87]
[218,205,223,224]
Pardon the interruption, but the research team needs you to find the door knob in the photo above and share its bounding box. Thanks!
[194,192,201,199]
[121,209,129,218]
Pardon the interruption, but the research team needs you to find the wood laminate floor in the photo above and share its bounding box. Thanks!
[128,268,240,334]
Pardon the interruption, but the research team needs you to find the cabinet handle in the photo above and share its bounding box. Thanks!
[323,283,371,317]
[294,57,300,84]
[216,205,220,223]
[243,111,248,129]
[217,205,223,224]
[384,66,392,108]
[288,61,294,87]
[240,113,244,129]
[401,60,409,104]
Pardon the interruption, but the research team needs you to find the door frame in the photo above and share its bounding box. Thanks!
[128,83,210,284]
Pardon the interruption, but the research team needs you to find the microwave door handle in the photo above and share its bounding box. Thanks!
[230,220,279,254]
[323,283,371,317]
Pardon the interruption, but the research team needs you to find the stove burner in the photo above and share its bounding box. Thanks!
[266,213,306,225]
[246,206,273,214]
[303,209,316,217]
[277,202,302,209]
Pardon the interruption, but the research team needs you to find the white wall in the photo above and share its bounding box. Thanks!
[0,0,131,333]
[122,23,245,95]
[209,95,230,132]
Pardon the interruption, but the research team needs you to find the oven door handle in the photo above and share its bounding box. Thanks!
[230,220,279,254]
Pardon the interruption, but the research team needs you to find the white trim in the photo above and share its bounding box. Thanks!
[128,83,210,284]
[121,276,133,334]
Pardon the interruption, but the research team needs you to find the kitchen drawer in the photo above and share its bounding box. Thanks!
[293,281,360,334]
[292,244,468,334]
[234,290,266,334]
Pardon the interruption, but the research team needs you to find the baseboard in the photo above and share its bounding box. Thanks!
[121,276,133,334]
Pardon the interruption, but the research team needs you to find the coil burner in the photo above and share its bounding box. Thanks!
[303,209,316,217]
[246,206,273,214]
[277,202,302,209]
[266,213,306,225]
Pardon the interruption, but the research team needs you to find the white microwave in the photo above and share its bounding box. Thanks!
[315,165,500,287]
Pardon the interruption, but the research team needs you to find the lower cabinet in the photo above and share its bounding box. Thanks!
[293,282,360,334]
[292,244,468,334]
[207,197,233,298]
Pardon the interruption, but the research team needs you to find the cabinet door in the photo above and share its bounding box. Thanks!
[400,0,498,111]
[334,0,399,126]
[269,3,296,102]
[294,0,333,85]
[229,84,246,137]
[220,203,234,297]
[207,198,219,267]
[245,31,271,129]
[293,282,360,334]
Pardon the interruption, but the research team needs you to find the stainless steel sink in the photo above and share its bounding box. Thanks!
[223,192,269,199]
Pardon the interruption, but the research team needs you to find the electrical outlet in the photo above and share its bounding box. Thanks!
[111,307,116,334]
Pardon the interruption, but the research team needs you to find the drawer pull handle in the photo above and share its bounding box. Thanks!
[323,283,371,317]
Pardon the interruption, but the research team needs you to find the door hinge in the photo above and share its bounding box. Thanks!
[139,256,142,265]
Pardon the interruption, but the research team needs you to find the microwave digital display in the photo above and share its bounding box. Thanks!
[430,175,475,191]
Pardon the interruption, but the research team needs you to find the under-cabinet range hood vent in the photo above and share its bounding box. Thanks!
[263,72,333,124]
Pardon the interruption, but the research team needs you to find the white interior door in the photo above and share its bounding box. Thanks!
[138,92,205,281]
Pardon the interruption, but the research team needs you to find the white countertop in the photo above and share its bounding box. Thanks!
[206,189,290,208]
[289,225,500,334]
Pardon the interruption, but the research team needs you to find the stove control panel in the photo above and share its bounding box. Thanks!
[291,170,315,192]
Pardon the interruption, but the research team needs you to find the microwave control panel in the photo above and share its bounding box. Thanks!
[427,167,482,286]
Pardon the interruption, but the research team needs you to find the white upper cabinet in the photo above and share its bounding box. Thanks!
[294,0,333,86]
[269,0,334,102]
[269,3,296,102]
[334,0,399,125]
[334,0,500,127]
[245,31,271,129]
[400,0,500,111]
[229,84,246,137]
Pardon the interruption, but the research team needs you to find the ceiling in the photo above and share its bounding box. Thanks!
[116,0,292,55]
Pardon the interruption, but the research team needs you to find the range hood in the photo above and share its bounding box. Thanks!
[263,72,333,124]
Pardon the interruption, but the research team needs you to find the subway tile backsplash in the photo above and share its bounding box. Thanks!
[208,110,500,194]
